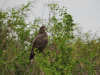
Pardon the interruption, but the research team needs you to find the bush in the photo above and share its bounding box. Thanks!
[0,1,100,75]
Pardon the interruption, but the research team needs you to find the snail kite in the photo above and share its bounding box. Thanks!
[30,26,48,60]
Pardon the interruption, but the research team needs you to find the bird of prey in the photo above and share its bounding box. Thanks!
[30,26,48,60]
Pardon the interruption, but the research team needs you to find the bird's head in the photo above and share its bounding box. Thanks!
[40,26,47,31]
[39,26,47,34]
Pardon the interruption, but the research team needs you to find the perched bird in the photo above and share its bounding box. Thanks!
[30,26,48,60]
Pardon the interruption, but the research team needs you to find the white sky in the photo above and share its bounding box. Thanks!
[0,0,100,37]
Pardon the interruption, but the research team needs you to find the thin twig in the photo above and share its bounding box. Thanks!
[23,58,31,75]
[92,27,100,40]
[42,7,47,25]
[30,10,37,19]
[41,0,48,4]
[1,0,8,11]
[15,62,25,72]
[11,70,15,75]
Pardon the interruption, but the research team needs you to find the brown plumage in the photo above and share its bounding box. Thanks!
[30,26,48,60]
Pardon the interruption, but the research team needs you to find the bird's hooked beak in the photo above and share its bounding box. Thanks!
[43,27,47,31]
[45,27,47,30]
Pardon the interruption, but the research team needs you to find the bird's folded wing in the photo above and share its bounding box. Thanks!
[31,34,46,46]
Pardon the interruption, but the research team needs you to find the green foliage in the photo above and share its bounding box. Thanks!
[0,1,100,75]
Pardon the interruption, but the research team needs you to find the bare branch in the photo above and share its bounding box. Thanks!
[42,7,47,25]
[1,0,8,11]
[23,58,31,75]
